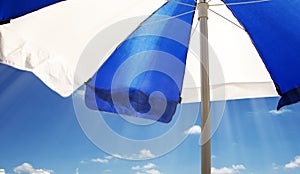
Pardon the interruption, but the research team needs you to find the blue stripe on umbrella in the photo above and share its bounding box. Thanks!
[0,0,63,22]
[223,0,300,109]
[85,0,196,123]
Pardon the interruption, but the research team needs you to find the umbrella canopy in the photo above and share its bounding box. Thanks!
[1,0,299,121]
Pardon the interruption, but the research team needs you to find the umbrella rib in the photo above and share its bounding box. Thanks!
[166,0,196,7]
[210,0,270,7]
[141,10,196,26]
[191,20,199,38]
[209,9,245,31]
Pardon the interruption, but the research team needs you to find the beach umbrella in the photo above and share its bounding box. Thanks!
[1,0,300,173]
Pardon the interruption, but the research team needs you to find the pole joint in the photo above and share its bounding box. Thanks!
[197,2,209,20]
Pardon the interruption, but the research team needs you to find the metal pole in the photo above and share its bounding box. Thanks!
[198,1,211,174]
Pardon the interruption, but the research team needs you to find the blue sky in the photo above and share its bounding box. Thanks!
[1,63,300,174]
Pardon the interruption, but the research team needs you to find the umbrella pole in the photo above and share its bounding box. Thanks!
[198,1,211,174]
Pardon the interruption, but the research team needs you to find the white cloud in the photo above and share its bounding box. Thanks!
[76,168,79,174]
[0,169,5,174]
[114,149,155,160]
[272,163,280,170]
[89,155,116,164]
[91,158,109,164]
[105,156,114,160]
[112,154,122,159]
[211,164,246,174]
[144,163,156,169]
[132,165,142,171]
[185,125,201,135]
[14,163,53,174]
[269,109,291,115]
[284,156,300,169]
[135,169,162,174]
[103,169,112,173]
[132,163,156,171]
[136,149,155,159]
[132,163,162,174]
[80,160,85,164]
[144,169,162,174]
